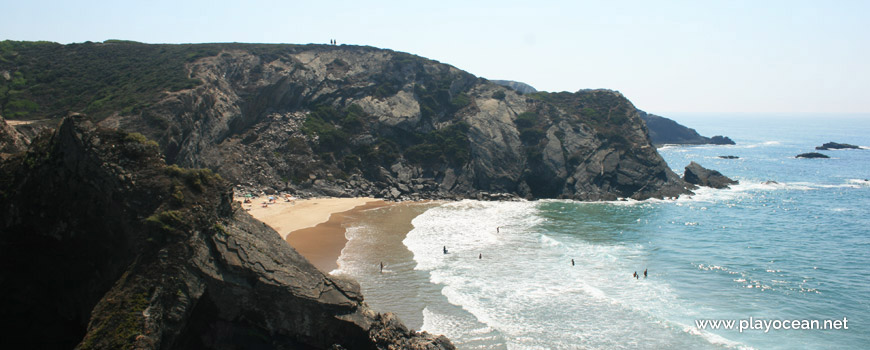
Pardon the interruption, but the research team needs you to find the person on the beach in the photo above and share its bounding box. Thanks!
[479,253,482,259]
[571,259,575,266]
[443,246,448,254]
[380,262,384,273]
[497,226,500,233]
[644,269,647,278]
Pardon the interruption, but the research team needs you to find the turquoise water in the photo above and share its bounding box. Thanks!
[338,114,870,349]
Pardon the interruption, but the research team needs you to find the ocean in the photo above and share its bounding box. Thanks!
[334,114,870,349]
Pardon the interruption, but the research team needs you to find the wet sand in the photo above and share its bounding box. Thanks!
[239,196,388,272]
[285,200,391,272]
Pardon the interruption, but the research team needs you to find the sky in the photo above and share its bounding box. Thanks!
[3,0,868,115]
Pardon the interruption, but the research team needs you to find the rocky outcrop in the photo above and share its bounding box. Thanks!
[0,117,453,350]
[709,135,735,145]
[682,161,738,189]
[4,42,692,201]
[490,80,538,94]
[0,115,29,157]
[815,142,860,150]
[796,152,830,159]
[638,111,734,146]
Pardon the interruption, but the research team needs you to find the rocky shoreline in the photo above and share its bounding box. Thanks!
[0,117,454,350]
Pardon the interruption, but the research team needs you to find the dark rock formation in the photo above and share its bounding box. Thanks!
[718,155,740,159]
[0,117,453,350]
[709,135,736,145]
[682,161,738,189]
[638,111,735,146]
[815,142,861,150]
[490,80,538,94]
[796,152,830,159]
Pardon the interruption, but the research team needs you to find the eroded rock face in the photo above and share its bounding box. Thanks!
[682,161,738,189]
[0,115,29,157]
[91,45,690,201]
[0,117,453,350]
[3,43,690,201]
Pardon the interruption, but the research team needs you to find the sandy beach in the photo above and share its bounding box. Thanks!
[239,196,389,272]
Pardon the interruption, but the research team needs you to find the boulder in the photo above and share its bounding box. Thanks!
[796,152,830,159]
[682,161,738,189]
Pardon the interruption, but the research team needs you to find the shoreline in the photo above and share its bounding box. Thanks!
[285,200,391,272]
[239,196,389,272]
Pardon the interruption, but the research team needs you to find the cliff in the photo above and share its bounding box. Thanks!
[0,116,453,349]
[638,110,734,146]
[2,41,690,201]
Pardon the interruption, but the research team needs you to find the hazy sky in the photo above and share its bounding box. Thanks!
[3,0,868,114]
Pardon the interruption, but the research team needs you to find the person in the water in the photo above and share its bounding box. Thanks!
[443,246,448,254]
[571,259,575,266]
[644,269,647,278]
[633,271,638,279]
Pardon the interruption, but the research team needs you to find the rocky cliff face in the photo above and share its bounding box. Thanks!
[0,115,29,157]
[85,43,689,201]
[0,117,453,350]
[638,110,734,146]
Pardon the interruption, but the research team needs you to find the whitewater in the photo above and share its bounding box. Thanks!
[336,114,870,349]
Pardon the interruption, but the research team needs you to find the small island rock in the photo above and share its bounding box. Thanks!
[682,161,738,189]
[816,142,860,150]
[796,152,830,159]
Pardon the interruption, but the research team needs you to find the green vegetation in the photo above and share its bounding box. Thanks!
[0,41,303,121]
[405,123,471,167]
[164,164,222,192]
[144,210,187,234]
[0,40,212,119]
[124,132,159,148]
[79,291,150,350]
[492,90,506,100]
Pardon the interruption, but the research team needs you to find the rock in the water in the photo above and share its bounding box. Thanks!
[709,135,736,145]
[815,142,860,150]
[682,161,738,189]
[718,155,740,159]
[796,152,830,159]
